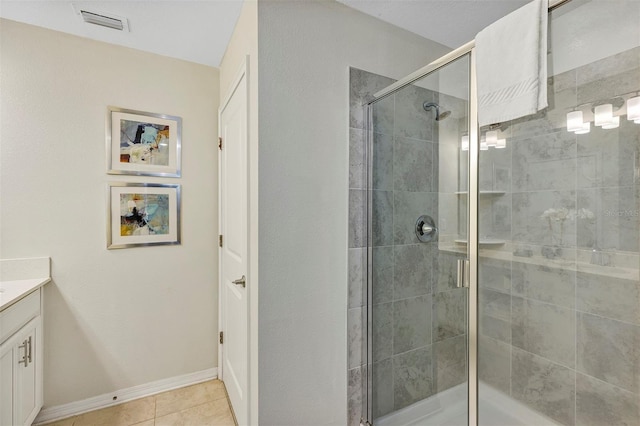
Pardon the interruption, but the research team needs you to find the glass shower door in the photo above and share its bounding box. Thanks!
[366,54,471,425]
[477,1,640,425]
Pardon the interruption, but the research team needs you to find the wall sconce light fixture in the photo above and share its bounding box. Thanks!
[485,130,498,147]
[627,95,640,122]
[594,104,614,127]
[461,134,469,151]
[566,94,639,134]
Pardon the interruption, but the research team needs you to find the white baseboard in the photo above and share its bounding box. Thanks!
[34,367,218,425]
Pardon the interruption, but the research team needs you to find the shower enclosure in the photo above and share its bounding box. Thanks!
[355,0,640,425]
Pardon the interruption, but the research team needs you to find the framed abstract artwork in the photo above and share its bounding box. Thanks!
[107,107,182,177]
[107,182,181,249]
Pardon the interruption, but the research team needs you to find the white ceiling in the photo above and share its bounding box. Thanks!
[0,0,530,67]
[0,0,244,67]
[336,0,529,48]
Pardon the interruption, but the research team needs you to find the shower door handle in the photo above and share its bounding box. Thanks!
[456,259,469,288]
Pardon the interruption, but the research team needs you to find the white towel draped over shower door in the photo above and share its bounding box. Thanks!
[476,0,548,127]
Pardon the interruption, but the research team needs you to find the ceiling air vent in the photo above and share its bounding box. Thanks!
[81,11,123,30]
[72,4,130,32]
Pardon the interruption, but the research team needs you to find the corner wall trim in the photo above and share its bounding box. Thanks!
[34,367,218,424]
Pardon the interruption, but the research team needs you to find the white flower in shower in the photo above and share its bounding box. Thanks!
[576,208,595,220]
[541,207,595,221]
[540,207,570,221]
[540,207,580,246]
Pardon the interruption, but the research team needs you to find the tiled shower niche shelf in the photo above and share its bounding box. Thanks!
[454,238,506,246]
[454,191,506,195]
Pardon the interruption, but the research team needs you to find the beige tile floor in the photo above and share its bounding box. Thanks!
[40,380,236,426]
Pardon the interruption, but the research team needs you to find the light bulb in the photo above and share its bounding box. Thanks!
[495,138,506,148]
[486,130,498,147]
[575,121,591,134]
[461,135,469,151]
[627,96,640,121]
[594,104,614,126]
[567,111,584,132]
[601,116,620,129]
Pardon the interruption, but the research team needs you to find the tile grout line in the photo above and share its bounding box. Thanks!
[155,400,219,424]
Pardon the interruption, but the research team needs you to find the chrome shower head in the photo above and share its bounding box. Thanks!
[437,110,451,121]
[423,101,451,121]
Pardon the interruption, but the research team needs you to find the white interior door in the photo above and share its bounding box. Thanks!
[219,63,248,425]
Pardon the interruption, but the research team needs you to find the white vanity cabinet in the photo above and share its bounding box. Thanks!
[0,289,43,426]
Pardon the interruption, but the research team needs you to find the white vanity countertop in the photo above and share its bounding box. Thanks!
[0,278,51,312]
[0,257,51,312]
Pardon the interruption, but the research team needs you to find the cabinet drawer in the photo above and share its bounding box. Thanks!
[0,291,40,344]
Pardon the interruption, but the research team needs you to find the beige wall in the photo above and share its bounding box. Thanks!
[256,1,450,423]
[0,19,220,407]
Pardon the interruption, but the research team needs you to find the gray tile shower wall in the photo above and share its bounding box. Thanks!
[348,67,468,423]
[511,348,576,426]
[479,46,640,426]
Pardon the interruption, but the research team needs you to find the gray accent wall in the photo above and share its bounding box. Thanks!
[258,2,449,424]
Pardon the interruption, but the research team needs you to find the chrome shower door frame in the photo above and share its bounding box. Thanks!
[363,43,479,425]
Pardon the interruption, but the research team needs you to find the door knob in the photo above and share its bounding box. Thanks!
[232,275,246,288]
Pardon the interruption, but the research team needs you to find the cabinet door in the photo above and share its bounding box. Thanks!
[0,338,14,426]
[14,317,40,426]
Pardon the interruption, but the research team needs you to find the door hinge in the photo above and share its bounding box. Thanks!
[219,331,224,344]
[218,137,223,150]
[219,235,223,247]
